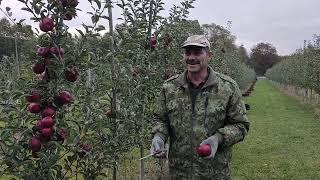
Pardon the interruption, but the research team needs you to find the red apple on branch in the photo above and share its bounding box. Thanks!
[32,63,45,74]
[39,17,54,32]
[50,47,65,57]
[26,91,41,103]
[40,117,55,128]
[64,66,79,82]
[37,47,50,58]
[55,90,74,105]
[28,137,41,152]
[28,103,41,113]
[56,128,67,142]
[41,128,54,137]
[149,36,157,48]
[69,0,79,7]
[42,107,56,118]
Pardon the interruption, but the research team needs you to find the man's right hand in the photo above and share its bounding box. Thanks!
[150,135,165,158]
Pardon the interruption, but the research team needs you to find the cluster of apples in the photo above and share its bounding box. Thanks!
[27,0,81,157]
[27,90,72,156]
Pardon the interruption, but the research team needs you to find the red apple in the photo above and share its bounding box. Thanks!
[64,12,73,20]
[64,66,79,82]
[80,143,91,152]
[42,107,56,118]
[28,137,41,152]
[56,128,66,142]
[28,103,41,113]
[105,109,116,118]
[69,0,79,7]
[39,17,54,32]
[56,90,74,105]
[41,128,54,137]
[40,117,55,128]
[26,91,41,102]
[196,144,211,157]
[32,63,45,74]
[37,47,50,58]
[50,47,64,57]
[60,0,69,7]
[149,36,157,48]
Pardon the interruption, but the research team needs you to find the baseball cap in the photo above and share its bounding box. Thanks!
[182,35,210,48]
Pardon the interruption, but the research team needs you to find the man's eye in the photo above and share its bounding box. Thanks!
[184,49,203,56]
[194,50,202,55]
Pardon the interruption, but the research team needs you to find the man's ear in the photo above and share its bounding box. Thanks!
[207,51,213,60]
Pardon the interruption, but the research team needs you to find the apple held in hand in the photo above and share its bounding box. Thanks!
[196,144,211,157]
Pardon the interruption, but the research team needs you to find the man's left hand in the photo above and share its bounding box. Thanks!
[200,133,223,159]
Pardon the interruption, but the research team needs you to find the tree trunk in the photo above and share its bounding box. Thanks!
[15,38,20,77]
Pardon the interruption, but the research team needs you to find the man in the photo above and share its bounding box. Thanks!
[150,35,250,179]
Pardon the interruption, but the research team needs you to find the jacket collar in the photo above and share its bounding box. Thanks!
[174,66,218,90]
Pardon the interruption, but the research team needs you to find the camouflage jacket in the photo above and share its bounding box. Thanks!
[152,67,250,179]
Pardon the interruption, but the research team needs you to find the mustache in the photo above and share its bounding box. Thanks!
[186,59,200,65]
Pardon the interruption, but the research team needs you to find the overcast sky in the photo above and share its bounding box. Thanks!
[1,0,319,55]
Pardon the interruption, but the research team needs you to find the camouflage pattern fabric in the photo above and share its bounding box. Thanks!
[152,66,250,180]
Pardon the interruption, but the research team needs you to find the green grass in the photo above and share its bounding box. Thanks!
[231,79,320,180]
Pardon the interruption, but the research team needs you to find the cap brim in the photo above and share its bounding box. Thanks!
[182,43,208,48]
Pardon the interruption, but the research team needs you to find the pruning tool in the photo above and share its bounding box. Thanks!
[138,149,166,161]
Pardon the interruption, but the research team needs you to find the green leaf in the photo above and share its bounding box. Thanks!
[18,19,26,24]
[21,7,33,14]
[91,15,99,24]
[95,25,105,32]
[76,29,85,36]
[116,3,123,8]
[93,0,101,9]
[34,5,41,14]
[100,15,109,20]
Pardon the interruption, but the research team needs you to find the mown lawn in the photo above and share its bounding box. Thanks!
[231,79,320,179]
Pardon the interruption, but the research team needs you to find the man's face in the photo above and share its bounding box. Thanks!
[183,46,212,73]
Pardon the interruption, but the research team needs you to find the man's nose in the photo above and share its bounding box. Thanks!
[187,53,197,59]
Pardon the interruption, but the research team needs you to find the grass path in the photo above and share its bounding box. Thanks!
[231,79,320,179]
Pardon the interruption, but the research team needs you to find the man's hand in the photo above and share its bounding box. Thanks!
[150,135,165,158]
[199,133,223,159]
